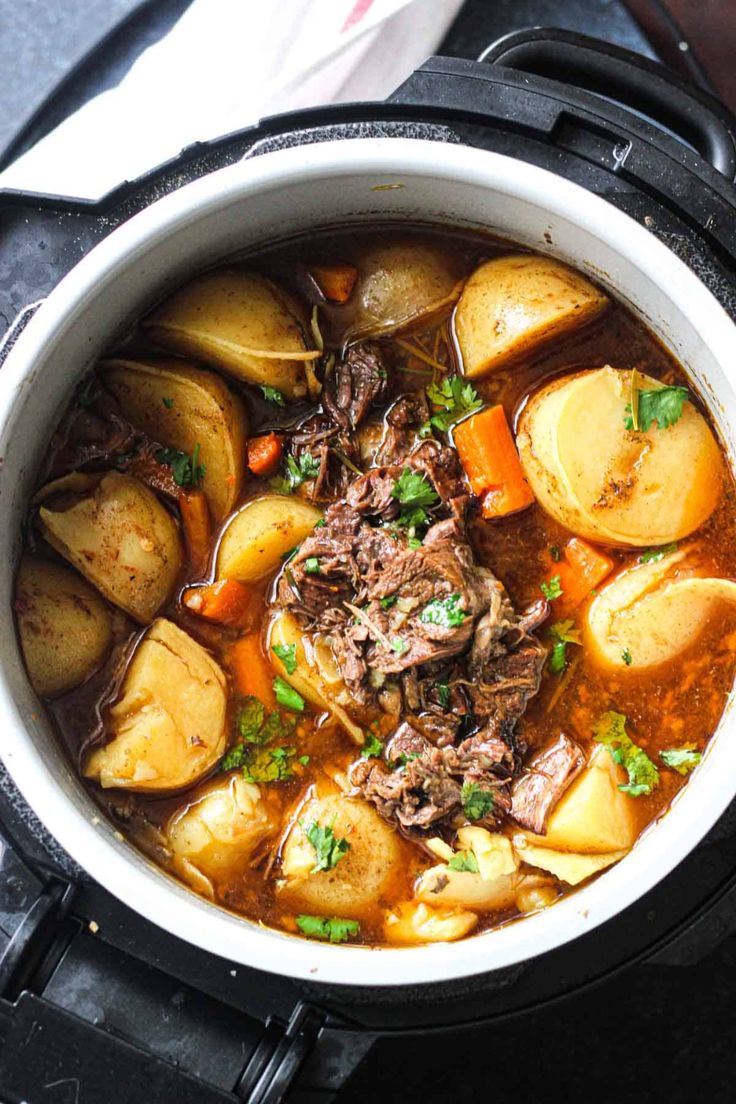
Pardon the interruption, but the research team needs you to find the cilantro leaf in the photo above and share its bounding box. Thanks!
[260,385,285,406]
[273,677,305,712]
[361,732,383,758]
[548,620,582,674]
[661,747,702,775]
[272,643,297,675]
[243,745,299,783]
[622,648,633,666]
[391,637,409,655]
[380,595,397,610]
[391,467,439,532]
[624,385,689,431]
[639,543,678,564]
[461,782,495,821]
[156,443,206,488]
[426,375,482,432]
[271,451,320,494]
[541,575,563,601]
[305,557,321,575]
[238,697,267,743]
[162,396,174,409]
[448,850,479,873]
[436,680,450,709]
[304,819,351,872]
[419,593,467,628]
[296,915,360,943]
[592,711,659,796]
[221,743,250,772]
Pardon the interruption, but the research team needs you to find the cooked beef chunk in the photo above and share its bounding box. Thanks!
[290,414,361,501]
[468,636,547,741]
[346,467,399,518]
[375,394,428,466]
[510,733,585,834]
[323,342,390,430]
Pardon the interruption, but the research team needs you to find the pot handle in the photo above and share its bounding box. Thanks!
[480,28,736,181]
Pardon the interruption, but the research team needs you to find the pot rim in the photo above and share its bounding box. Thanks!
[1,136,735,987]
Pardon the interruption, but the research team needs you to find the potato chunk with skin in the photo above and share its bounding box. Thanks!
[216,495,322,583]
[100,357,247,522]
[143,270,318,400]
[455,254,608,377]
[517,366,722,546]
[279,792,399,918]
[84,619,227,792]
[384,901,478,944]
[167,775,278,898]
[16,556,112,698]
[586,551,736,669]
[513,835,627,885]
[38,471,182,624]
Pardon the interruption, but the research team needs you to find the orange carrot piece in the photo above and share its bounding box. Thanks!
[182,579,252,626]
[247,433,284,478]
[309,263,359,303]
[453,404,535,519]
[546,537,614,615]
[230,632,277,708]
[179,490,212,574]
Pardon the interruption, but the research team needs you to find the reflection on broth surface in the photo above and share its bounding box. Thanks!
[14,225,736,948]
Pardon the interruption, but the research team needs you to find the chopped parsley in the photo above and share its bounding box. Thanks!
[448,850,479,873]
[314,518,326,529]
[622,648,633,666]
[162,396,174,409]
[548,620,582,674]
[221,696,301,781]
[296,915,360,943]
[303,820,351,872]
[305,557,321,575]
[271,451,320,494]
[625,384,689,431]
[461,782,495,821]
[380,595,397,610]
[391,637,409,655]
[237,697,267,743]
[272,643,297,675]
[273,677,305,712]
[436,680,450,709]
[220,743,250,772]
[156,443,206,488]
[407,536,423,550]
[541,575,563,601]
[426,375,482,432]
[260,385,285,406]
[419,593,467,628]
[660,746,702,775]
[391,467,439,532]
[592,711,659,796]
[639,543,678,564]
[243,745,301,783]
[361,732,384,758]
[392,751,421,769]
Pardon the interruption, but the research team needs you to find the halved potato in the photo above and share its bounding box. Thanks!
[216,494,322,582]
[415,864,520,911]
[38,471,181,624]
[517,366,723,546]
[526,745,637,853]
[279,792,399,918]
[167,775,278,897]
[586,551,736,668]
[268,610,364,743]
[143,270,318,400]
[513,835,626,885]
[455,254,608,377]
[455,827,519,881]
[383,901,478,944]
[84,618,227,792]
[16,556,113,698]
[349,241,466,338]
[100,357,247,521]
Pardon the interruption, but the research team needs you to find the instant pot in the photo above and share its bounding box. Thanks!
[1,15,736,1103]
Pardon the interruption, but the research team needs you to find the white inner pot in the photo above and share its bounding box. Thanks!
[1,137,735,987]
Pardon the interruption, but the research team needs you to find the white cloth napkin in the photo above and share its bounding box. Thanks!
[0,0,463,201]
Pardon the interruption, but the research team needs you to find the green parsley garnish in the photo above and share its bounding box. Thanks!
[237,697,267,743]
[448,850,479,873]
[271,451,320,494]
[391,467,439,532]
[436,680,450,709]
[548,620,582,674]
[314,518,326,529]
[407,536,423,550]
[162,396,174,409]
[361,732,383,758]
[272,643,297,675]
[221,698,301,780]
[220,743,250,772]
[304,820,351,872]
[260,385,285,406]
[461,782,495,821]
[426,375,482,432]
[391,637,409,655]
[305,557,321,575]
[273,677,305,712]
[541,575,563,601]
[625,384,689,431]
[243,745,300,783]
[639,543,678,564]
[660,747,702,775]
[419,593,467,628]
[592,711,659,796]
[622,648,633,666]
[156,443,206,488]
[380,595,397,610]
[296,915,360,943]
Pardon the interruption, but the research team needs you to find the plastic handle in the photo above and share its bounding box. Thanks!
[481,28,736,181]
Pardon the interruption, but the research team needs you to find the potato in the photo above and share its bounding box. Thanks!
[455,254,608,377]
[268,611,364,743]
[415,864,521,911]
[143,270,318,400]
[383,901,478,944]
[586,552,736,669]
[15,556,112,698]
[350,241,466,338]
[38,471,182,624]
[279,792,399,918]
[84,618,227,791]
[167,774,278,898]
[526,746,637,853]
[513,835,627,885]
[517,366,722,546]
[100,357,247,521]
[216,494,322,582]
[455,827,519,881]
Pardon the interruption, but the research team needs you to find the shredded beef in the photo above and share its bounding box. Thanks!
[323,342,391,430]
[511,733,585,834]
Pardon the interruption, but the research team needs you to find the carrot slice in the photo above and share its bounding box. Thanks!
[545,537,614,615]
[453,404,535,518]
[309,263,359,303]
[229,632,277,708]
[179,489,212,574]
[247,433,283,478]
[182,578,252,626]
